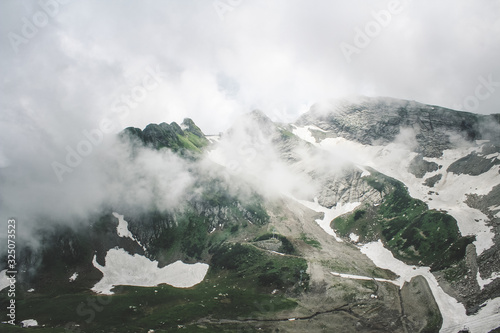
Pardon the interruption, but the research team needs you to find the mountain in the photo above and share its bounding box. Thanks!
[1,97,500,333]
[296,96,500,157]
[121,118,209,153]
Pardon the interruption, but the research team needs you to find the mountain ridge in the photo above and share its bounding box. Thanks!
[2,97,500,332]
[296,96,500,157]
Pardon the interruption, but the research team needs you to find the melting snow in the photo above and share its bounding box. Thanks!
[113,212,134,239]
[484,152,499,159]
[361,240,500,333]
[356,165,371,177]
[349,233,360,242]
[477,271,500,289]
[69,272,78,282]
[330,271,396,284]
[291,125,326,144]
[292,197,361,242]
[112,212,146,251]
[21,319,38,327]
[92,248,209,294]
[315,136,497,255]
[368,146,498,255]
[312,135,500,332]
[0,270,9,291]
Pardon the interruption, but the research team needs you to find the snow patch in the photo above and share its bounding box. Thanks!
[360,240,500,333]
[485,152,499,159]
[292,196,360,242]
[92,248,209,294]
[0,270,9,291]
[330,271,396,284]
[269,250,286,256]
[349,233,360,242]
[27,288,35,293]
[488,204,500,211]
[113,212,134,239]
[353,143,497,255]
[386,149,497,255]
[291,125,325,144]
[112,212,146,251]
[357,165,371,177]
[21,319,38,327]
[69,272,78,282]
[477,271,500,289]
[315,135,498,288]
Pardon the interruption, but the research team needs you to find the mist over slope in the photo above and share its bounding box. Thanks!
[1,96,500,332]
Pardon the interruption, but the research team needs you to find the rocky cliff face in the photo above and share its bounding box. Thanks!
[316,168,384,208]
[296,96,500,157]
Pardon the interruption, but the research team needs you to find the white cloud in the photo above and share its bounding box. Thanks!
[0,0,499,240]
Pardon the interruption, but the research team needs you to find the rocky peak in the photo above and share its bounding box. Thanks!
[296,96,499,157]
[120,118,209,153]
[181,118,205,138]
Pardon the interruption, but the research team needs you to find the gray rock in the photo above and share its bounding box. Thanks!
[447,152,500,176]
[409,154,439,178]
[423,174,442,187]
[296,96,500,157]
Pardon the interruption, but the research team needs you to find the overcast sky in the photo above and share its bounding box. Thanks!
[1,0,500,236]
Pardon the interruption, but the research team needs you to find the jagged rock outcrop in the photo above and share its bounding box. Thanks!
[423,174,442,187]
[317,169,384,208]
[446,146,500,176]
[120,118,209,152]
[400,275,443,332]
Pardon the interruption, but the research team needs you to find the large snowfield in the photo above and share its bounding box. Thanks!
[92,213,209,294]
[91,248,209,294]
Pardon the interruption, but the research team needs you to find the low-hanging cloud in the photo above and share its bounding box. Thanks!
[0,132,196,249]
[206,112,321,201]
[1,0,500,247]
